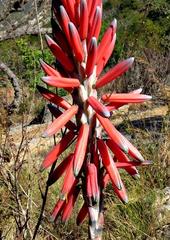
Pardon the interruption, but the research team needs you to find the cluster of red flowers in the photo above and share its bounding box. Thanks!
[37,0,152,238]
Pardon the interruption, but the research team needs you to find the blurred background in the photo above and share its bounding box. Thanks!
[0,1,169,239]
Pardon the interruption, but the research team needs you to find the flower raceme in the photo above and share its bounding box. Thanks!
[37,0,152,238]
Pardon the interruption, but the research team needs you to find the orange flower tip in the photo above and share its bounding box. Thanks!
[74,168,79,177]
[59,192,66,201]
[45,34,54,46]
[145,160,152,165]
[50,215,56,222]
[122,196,128,204]
[39,165,45,172]
[103,110,111,118]
[41,131,49,138]
[116,182,122,190]
[39,58,44,66]
[121,144,129,154]
[42,131,49,138]
[111,18,117,29]
[132,173,140,180]
[68,22,75,34]
[146,95,152,100]
[91,36,97,44]
[132,88,143,94]
[128,57,135,65]
[136,153,145,162]
[41,76,49,83]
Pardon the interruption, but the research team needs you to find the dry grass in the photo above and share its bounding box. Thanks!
[0,97,169,239]
[0,21,169,240]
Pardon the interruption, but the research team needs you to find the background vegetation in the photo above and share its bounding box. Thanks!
[0,0,169,239]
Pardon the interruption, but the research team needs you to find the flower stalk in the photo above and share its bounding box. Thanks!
[37,0,152,239]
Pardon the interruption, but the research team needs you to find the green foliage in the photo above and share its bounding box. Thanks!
[102,0,170,67]
[16,38,53,91]
[57,88,68,97]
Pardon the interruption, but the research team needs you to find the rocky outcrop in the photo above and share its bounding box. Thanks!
[152,187,170,240]
[0,0,51,41]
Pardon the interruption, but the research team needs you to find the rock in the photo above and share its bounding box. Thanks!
[155,187,170,225]
[0,0,51,41]
[155,225,170,240]
[152,187,170,240]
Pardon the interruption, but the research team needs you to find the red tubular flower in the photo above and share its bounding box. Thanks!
[86,163,99,205]
[96,114,128,153]
[87,96,110,118]
[102,93,152,103]
[42,105,78,137]
[79,0,89,40]
[96,58,134,88]
[51,199,65,221]
[76,202,88,225]
[41,130,75,169]
[60,156,78,200]
[48,153,74,186]
[96,33,116,76]
[51,19,71,54]
[37,85,71,110]
[69,22,84,62]
[61,186,80,222]
[45,34,74,72]
[106,139,139,178]
[38,1,152,238]
[97,139,122,190]
[86,37,97,77]
[58,6,71,43]
[39,59,61,77]
[41,76,80,88]
[96,19,117,64]
[73,123,89,176]
[47,104,77,131]
[88,6,102,42]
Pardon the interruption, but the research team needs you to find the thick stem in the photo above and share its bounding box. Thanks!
[75,35,104,239]
[87,119,104,240]
[88,190,104,240]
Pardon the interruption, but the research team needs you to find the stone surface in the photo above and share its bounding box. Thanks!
[153,187,170,240]
[0,0,51,40]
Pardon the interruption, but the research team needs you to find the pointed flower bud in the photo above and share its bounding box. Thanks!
[102,93,152,103]
[86,37,97,77]
[97,139,122,190]
[86,163,99,205]
[41,76,80,88]
[37,85,71,110]
[69,22,84,62]
[41,131,75,169]
[73,124,89,176]
[87,96,110,118]
[45,34,74,72]
[79,0,89,40]
[43,105,78,137]
[96,58,134,88]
